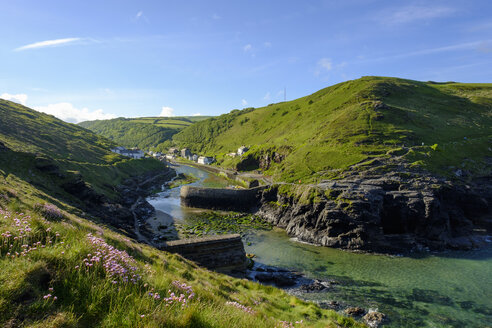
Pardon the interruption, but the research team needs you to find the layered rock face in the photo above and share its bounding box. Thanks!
[258,173,491,253]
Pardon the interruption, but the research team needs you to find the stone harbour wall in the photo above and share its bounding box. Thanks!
[180,185,265,211]
[160,234,248,272]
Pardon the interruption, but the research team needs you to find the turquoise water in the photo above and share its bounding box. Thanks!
[149,164,492,327]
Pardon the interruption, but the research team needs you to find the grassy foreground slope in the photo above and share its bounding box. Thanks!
[0,101,360,327]
[173,77,492,182]
[79,116,212,153]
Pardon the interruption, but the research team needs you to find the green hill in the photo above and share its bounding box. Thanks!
[0,99,166,202]
[0,103,358,327]
[79,116,212,153]
[173,77,492,182]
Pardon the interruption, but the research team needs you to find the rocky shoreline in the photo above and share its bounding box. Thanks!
[257,170,492,254]
[245,262,387,327]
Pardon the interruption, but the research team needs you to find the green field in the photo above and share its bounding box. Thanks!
[172,77,492,182]
[79,116,212,153]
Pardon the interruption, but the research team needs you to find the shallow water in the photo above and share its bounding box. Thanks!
[148,164,492,327]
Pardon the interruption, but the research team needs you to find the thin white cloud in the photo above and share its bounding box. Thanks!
[0,93,28,105]
[192,113,202,116]
[241,99,248,106]
[365,40,492,62]
[136,11,143,19]
[212,13,221,20]
[263,92,271,101]
[15,38,81,51]
[243,44,252,52]
[315,58,332,76]
[385,6,455,24]
[160,106,174,117]
[264,41,272,48]
[34,102,116,123]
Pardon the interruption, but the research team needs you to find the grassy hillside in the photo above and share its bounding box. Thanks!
[0,100,359,327]
[0,99,165,201]
[79,116,212,153]
[173,77,492,182]
[0,185,361,327]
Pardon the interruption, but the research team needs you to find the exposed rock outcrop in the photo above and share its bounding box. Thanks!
[257,172,492,253]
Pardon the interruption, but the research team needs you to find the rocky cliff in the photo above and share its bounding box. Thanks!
[257,171,491,253]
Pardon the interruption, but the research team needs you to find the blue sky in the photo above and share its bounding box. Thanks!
[1,0,491,123]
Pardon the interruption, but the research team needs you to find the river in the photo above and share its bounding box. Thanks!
[147,164,492,327]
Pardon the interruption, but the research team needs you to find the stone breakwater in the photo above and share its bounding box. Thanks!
[180,172,491,253]
[161,234,248,272]
[180,185,266,211]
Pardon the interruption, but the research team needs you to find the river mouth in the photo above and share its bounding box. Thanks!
[147,164,492,328]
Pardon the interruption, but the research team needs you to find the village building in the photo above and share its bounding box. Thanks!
[165,154,175,161]
[192,154,198,162]
[110,146,144,159]
[197,156,214,165]
[168,147,179,155]
[110,146,126,154]
[181,148,192,158]
[227,152,237,157]
[237,146,249,155]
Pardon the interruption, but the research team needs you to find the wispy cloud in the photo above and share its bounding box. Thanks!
[160,106,174,117]
[135,10,149,22]
[34,102,116,123]
[263,41,272,48]
[243,44,252,52]
[212,13,221,20]
[365,40,492,62]
[263,92,271,101]
[314,58,332,76]
[241,99,248,106]
[15,38,82,51]
[0,93,28,105]
[192,112,202,116]
[385,5,455,25]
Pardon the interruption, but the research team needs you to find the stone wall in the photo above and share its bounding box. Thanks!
[180,186,265,211]
[161,234,248,272]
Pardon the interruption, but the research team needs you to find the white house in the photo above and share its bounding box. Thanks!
[238,146,249,155]
[197,156,214,165]
[122,149,145,159]
[110,146,126,154]
[111,146,145,159]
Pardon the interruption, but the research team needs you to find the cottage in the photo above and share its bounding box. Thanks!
[152,152,163,158]
[197,156,214,165]
[168,147,179,155]
[110,146,126,154]
[227,152,237,158]
[192,154,198,162]
[181,148,192,158]
[165,154,175,161]
[120,149,145,159]
[237,146,249,156]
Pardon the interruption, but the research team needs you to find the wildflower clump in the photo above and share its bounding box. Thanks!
[80,233,140,284]
[0,209,60,258]
[38,203,64,220]
[162,280,195,307]
[225,301,256,315]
